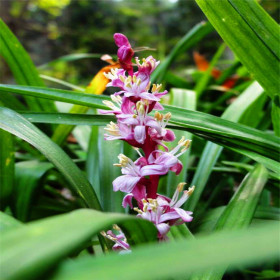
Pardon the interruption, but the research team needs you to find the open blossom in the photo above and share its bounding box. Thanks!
[101,224,131,253]
[100,33,194,250]
[134,184,194,240]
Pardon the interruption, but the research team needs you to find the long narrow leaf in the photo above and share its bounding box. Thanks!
[195,0,280,98]
[1,85,278,164]
[51,222,280,280]
[193,164,268,280]
[0,209,157,280]
[0,107,101,210]
[0,19,56,112]
[185,82,266,212]
[0,129,14,210]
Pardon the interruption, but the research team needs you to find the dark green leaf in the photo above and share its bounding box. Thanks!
[195,0,280,98]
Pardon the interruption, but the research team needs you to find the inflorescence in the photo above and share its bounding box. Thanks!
[100,33,194,251]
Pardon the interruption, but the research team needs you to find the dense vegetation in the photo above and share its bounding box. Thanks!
[0,1,279,279]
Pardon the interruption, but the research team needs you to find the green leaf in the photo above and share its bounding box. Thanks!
[1,84,279,165]
[151,21,214,83]
[51,222,280,280]
[22,112,111,126]
[185,82,266,212]
[38,53,108,69]
[271,96,280,136]
[0,19,56,112]
[0,212,22,232]
[165,89,196,197]
[195,164,268,280]
[0,106,101,210]
[0,129,14,210]
[98,128,124,212]
[86,126,100,199]
[195,0,280,98]
[0,209,157,280]
[14,161,53,222]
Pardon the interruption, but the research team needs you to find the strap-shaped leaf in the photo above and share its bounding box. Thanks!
[0,84,278,166]
[0,209,157,280]
[0,19,56,112]
[0,107,101,210]
[195,0,280,98]
[191,164,268,280]
[0,129,14,210]
[50,222,280,280]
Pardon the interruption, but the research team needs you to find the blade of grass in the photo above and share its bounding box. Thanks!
[195,43,227,99]
[1,85,279,164]
[0,107,101,210]
[0,129,14,210]
[98,128,124,212]
[86,126,100,200]
[0,19,56,112]
[14,161,53,222]
[165,89,196,197]
[151,21,214,83]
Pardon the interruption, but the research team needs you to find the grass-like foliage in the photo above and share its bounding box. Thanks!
[0,1,279,279]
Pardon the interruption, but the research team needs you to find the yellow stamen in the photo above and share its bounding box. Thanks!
[164,112,172,121]
[134,207,143,214]
[177,182,186,192]
[187,186,195,196]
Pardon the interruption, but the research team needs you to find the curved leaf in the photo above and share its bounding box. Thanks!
[195,0,280,98]
[0,209,157,280]
[50,222,280,280]
[0,107,101,210]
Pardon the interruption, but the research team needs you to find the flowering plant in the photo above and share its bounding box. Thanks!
[100,33,195,249]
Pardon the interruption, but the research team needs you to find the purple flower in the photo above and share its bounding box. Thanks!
[112,155,148,193]
[146,137,191,175]
[134,184,194,240]
[101,224,131,253]
[114,33,134,75]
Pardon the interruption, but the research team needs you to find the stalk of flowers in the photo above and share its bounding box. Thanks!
[100,33,195,249]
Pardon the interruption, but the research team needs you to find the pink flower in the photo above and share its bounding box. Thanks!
[101,224,131,253]
[134,184,194,240]
[114,33,134,75]
[112,155,148,193]
[148,111,176,149]
[146,137,191,175]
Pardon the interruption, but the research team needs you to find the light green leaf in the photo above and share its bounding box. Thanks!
[195,164,268,279]
[0,209,157,280]
[185,82,266,212]
[51,222,280,280]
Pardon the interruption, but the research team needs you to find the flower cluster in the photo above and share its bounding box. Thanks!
[100,33,194,248]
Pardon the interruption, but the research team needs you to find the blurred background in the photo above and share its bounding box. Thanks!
[1,0,279,88]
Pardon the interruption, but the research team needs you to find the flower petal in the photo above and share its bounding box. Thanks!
[113,175,141,193]
[156,223,170,236]
[134,125,146,144]
[122,193,134,208]
[174,208,193,222]
[141,164,169,176]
